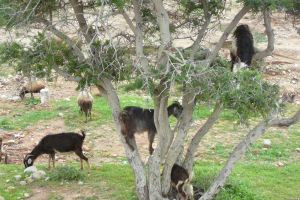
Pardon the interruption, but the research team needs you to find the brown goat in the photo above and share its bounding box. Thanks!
[19,81,45,99]
[171,164,194,200]
[77,90,93,122]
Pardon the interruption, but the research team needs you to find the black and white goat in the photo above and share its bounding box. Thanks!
[119,102,183,154]
[23,131,89,170]
[171,164,194,200]
[230,24,255,73]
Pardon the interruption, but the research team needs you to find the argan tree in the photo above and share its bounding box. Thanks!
[0,0,299,199]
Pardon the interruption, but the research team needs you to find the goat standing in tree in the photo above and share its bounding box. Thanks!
[230,24,255,73]
[119,102,183,154]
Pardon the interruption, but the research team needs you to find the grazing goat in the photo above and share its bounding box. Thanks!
[77,90,93,122]
[119,102,183,154]
[23,131,89,170]
[171,164,194,200]
[0,138,8,164]
[19,81,46,99]
[230,24,255,73]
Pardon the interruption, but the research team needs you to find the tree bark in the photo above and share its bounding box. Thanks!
[161,92,194,195]
[253,9,275,60]
[183,102,223,173]
[99,79,149,200]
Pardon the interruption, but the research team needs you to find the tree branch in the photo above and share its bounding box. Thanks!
[183,101,223,172]
[38,18,86,62]
[253,9,275,61]
[120,9,136,35]
[206,6,251,66]
[199,109,300,200]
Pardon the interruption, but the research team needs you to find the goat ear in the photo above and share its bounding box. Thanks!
[27,158,32,164]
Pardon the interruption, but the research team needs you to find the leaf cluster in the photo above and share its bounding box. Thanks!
[239,0,299,11]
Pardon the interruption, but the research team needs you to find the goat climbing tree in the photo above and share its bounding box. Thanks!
[0,0,300,199]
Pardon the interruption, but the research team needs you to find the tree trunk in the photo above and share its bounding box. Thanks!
[98,80,149,200]
[183,102,223,173]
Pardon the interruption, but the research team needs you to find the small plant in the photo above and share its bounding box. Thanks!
[25,98,41,105]
[49,166,85,181]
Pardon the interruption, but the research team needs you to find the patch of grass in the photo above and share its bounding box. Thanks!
[0,109,58,130]
[193,161,300,200]
[25,98,41,105]
[253,32,267,43]
[0,164,30,200]
[48,166,85,181]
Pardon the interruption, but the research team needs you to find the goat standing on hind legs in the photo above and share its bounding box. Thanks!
[23,131,90,170]
[77,90,93,123]
[119,102,183,154]
[230,24,255,73]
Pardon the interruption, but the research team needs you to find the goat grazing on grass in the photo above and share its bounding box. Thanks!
[230,24,255,73]
[19,81,46,99]
[23,131,89,170]
[119,102,183,154]
[171,164,194,200]
[77,90,93,122]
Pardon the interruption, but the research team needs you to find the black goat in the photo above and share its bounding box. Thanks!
[23,131,89,170]
[230,24,255,73]
[119,102,183,154]
[171,164,194,200]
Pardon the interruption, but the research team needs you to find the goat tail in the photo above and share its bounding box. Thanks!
[80,130,86,140]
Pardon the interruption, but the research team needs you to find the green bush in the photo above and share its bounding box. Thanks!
[49,166,85,181]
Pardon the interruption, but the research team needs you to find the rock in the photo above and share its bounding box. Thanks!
[7,186,15,191]
[45,177,50,181]
[24,193,30,198]
[4,140,16,146]
[31,170,46,180]
[78,181,84,185]
[20,181,27,186]
[40,88,50,104]
[296,148,300,153]
[25,177,34,184]
[65,97,71,101]
[24,166,38,174]
[15,175,22,181]
[0,95,7,100]
[10,96,21,102]
[276,161,285,167]
[58,113,64,117]
[263,139,272,148]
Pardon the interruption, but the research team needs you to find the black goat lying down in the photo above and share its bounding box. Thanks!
[171,164,194,200]
[230,24,255,73]
[119,102,183,154]
[24,131,89,170]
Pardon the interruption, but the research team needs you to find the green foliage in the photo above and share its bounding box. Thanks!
[239,0,300,11]
[49,166,85,181]
[177,63,280,123]
[122,78,144,92]
[0,42,24,63]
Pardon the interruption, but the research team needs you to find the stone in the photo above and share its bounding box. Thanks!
[5,140,16,146]
[78,181,84,185]
[20,181,27,186]
[65,97,71,101]
[296,148,300,153]
[263,139,272,148]
[40,88,50,104]
[7,186,15,191]
[15,175,22,181]
[276,161,285,167]
[31,170,46,180]
[24,193,30,198]
[58,113,64,117]
[24,166,38,174]
[10,96,21,102]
